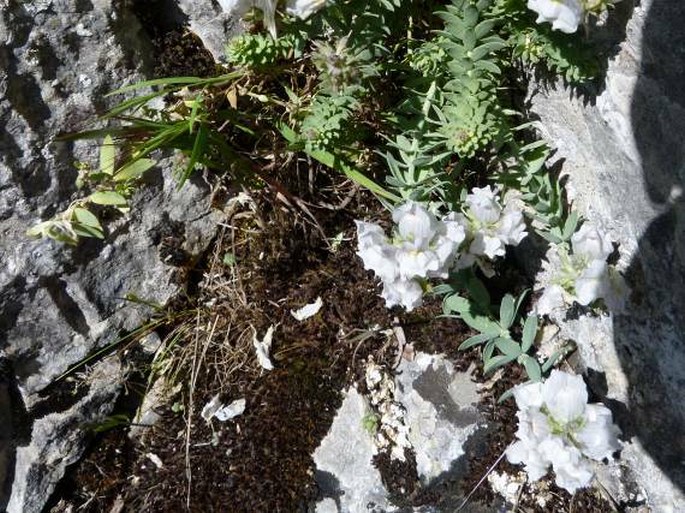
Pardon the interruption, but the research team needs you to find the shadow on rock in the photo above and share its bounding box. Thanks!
[616,0,685,493]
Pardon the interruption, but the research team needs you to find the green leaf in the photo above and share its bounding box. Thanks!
[458,332,494,351]
[178,123,208,187]
[521,355,542,382]
[483,339,496,362]
[99,135,116,175]
[497,387,515,403]
[89,191,128,206]
[27,221,50,238]
[278,124,400,203]
[499,294,516,328]
[541,349,566,373]
[562,211,580,240]
[114,158,155,182]
[463,271,491,312]
[521,314,538,353]
[483,353,518,374]
[72,223,104,239]
[494,337,522,358]
[72,207,102,229]
[443,294,499,334]
[431,283,455,296]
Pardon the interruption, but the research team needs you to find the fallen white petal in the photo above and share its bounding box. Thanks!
[200,394,223,422]
[214,398,247,422]
[253,325,275,370]
[290,296,323,321]
[145,452,164,469]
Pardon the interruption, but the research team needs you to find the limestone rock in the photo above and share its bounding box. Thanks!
[526,0,685,508]
[0,1,227,511]
[312,353,489,512]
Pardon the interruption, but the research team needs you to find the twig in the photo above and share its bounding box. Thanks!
[457,444,511,512]
[184,314,218,510]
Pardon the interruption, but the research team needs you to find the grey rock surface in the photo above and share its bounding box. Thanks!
[526,0,685,509]
[313,387,393,513]
[0,1,228,511]
[177,0,243,60]
[395,353,485,485]
[313,354,489,513]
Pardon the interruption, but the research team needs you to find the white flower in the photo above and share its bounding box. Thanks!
[396,242,443,279]
[574,258,609,306]
[469,231,506,260]
[497,207,528,246]
[506,370,621,494]
[577,404,622,461]
[381,278,424,311]
[466,186,502,224]
[513,381,544,410]
[539,438,594,493]
[355,221,398,283]
[393,201,440,250]
[542,370,587,423]
[534,227,628,314]
[507,437,550,481]
[571,223,613,262]
[527,0,584,34]
[458,187,527,270]
[286,0,328,19]
[217,0,278,37]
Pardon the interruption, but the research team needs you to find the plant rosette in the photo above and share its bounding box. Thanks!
[506,370,621,493]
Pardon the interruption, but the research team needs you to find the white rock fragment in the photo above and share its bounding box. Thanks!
[290,296,323,321]
[252,325,275,370]
[364,359,412,461]
[488,470,526,505]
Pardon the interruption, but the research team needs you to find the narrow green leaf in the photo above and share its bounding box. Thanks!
[89,191,128,206]
[483,353,517,374]
[178,123,208,187]
[483,339,496,362]
[494,337,522,358]
[499,294,516,328]
[458,333,494,351]
[99,135,116,175]
[521,314,538,353]
[114,159,155,182]
[72,207,102,229]
[563,211,580,240]
[497,387,515,403]
[521,355,542,382]
[541,349,566,373]
[72,223,104,239]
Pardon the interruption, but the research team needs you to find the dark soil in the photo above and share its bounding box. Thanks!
[44,173,618,512]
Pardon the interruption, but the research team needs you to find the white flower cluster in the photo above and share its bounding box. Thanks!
[527,0,584,33]
[356,190,527,311]
[506,370,621,493]
[356,202,466,311]
[535,223,628,315]
[218,0,328,37]
[455,186,528,276]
